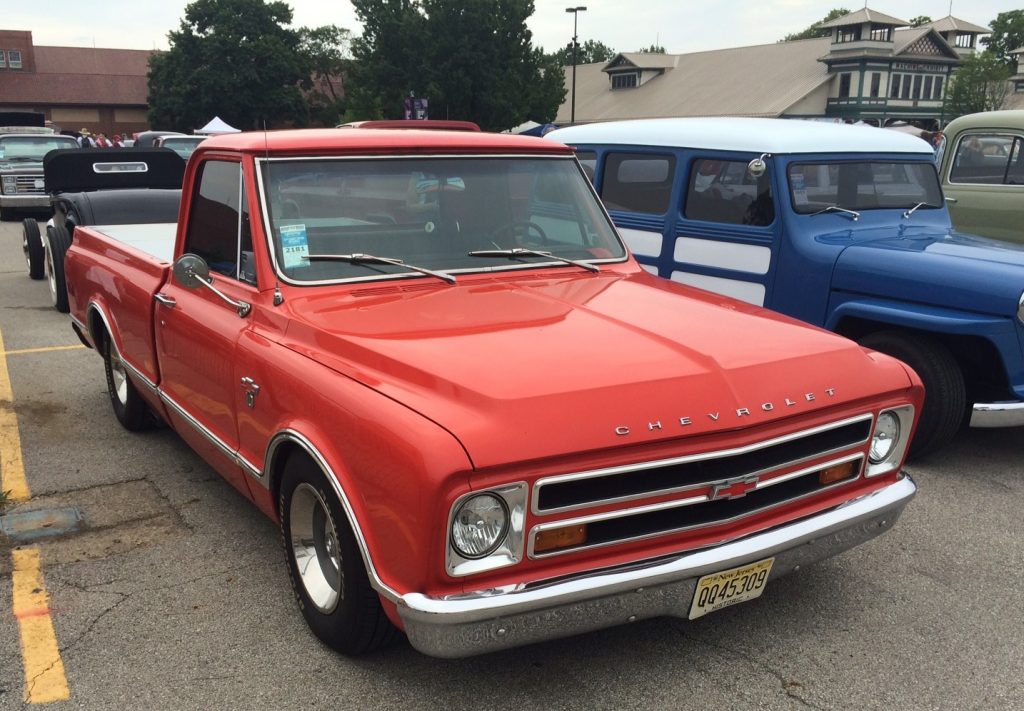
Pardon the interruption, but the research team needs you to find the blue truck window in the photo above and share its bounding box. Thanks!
[600,152,675,214]
[685,158,773,226]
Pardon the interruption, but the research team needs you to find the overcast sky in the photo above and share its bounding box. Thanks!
[6,1,1019,55]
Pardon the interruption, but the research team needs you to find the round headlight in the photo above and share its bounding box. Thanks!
[870,411,901,463]
[451,494,509,559]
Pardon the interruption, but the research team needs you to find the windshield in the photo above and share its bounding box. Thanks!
[160,136,205,159]
[0,136,78,161]
[260,156,626,283]
[788,161,942,213]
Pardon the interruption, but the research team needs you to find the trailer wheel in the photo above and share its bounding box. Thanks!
[23,219,44,279]
[279,453,398,655]
[44,224,72,312]
[859,330,965,460]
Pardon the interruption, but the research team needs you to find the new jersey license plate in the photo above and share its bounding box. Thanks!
[688,557,774,620]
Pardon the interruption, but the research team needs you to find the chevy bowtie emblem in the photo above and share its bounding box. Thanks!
[710,476,759,501]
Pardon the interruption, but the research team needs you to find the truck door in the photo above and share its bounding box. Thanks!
[668,155,777,306]
[154,158,259,499]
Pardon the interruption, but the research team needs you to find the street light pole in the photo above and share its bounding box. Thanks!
[566,6,587,125]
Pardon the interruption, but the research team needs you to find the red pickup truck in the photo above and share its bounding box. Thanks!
[64,128,922,658]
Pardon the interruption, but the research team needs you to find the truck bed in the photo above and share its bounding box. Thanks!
[88,222,177,263]
[66,223,175,387]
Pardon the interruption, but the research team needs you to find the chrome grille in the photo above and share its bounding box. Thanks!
[14,175,45,195]
[533,414,873,514]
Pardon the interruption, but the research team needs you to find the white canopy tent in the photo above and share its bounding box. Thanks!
[195,116,241,135]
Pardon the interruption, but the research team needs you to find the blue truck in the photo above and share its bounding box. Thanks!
[549,118,1024,457]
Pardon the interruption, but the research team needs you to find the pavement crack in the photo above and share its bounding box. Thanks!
[679,626,826,710]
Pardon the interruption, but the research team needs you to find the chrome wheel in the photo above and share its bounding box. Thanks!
[23,231,30,271]
[44,241,57,305]
[108,340,129,406]
[289,483,343,614]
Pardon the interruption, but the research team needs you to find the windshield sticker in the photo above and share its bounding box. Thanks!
[791,172,808,205]
[280,224,310,269]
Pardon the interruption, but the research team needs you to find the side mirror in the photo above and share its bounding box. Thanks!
[173,253,209,289]
[172,253,251,317]
[747,153,771,179]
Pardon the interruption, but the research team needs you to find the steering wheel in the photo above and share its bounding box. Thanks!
[491,221,549,248]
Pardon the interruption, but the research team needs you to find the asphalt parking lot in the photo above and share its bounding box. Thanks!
[0,217,1021,710]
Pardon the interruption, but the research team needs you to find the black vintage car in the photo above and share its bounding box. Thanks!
[23,148,184,312]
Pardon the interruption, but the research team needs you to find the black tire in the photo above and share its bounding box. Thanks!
[103,334,148,431]
[859,330,966,460]
[279,454,398,655]
[23,219,44,280]
[44,224,72,313]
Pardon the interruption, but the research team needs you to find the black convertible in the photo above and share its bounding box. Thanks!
[23,148,184,312]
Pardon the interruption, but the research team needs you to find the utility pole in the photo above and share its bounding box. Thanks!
[566,6,587,125]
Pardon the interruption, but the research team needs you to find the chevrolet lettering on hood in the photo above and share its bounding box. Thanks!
[615,388,837,436]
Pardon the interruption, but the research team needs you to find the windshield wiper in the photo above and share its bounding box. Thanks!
[467,248,600,273]
[902,202,937,220]
[303,252,456,284]
[809,205,860,221]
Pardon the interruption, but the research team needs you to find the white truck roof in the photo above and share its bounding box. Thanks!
[547,117,934,155]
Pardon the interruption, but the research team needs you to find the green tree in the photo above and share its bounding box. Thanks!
[639,44,666,54]
[909,15,932,28]
[300,25,352,126]
[944,52,1012,118]
[148,0,311,131]
[549,38,616,67]
[347,0,565,131]
[782,8,849,42]
[980,10,1024,69]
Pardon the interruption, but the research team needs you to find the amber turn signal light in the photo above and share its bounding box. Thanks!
[818,460,859,486]
[533,524,587,553]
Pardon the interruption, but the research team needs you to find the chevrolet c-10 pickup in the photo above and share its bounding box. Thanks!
[64,127,921,657]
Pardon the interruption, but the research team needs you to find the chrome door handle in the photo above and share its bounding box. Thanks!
[154,293,177,307]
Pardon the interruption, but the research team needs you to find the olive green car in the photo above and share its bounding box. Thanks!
[937,110,1024,243]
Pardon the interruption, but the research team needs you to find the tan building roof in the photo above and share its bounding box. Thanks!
[604,52,679,71]
[556,38,833,124]
[0,45,153,106]
[819,8,909,29]
[924,16,990,34]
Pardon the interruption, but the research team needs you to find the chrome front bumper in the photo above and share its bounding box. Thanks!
[0,193,49,209]
[398,475,915,658]
[970,401,1024,428]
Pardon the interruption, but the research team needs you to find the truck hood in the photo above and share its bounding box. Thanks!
[830,225,1024,317]
[283,272,912,468]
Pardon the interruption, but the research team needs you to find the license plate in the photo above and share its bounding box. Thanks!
[688,557,774,620]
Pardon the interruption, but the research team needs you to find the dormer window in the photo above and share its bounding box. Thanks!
[954,33,974,49]
[9,50,22,69]
[836,26,862,43]
[869,24,892,41]
[611,73,638,89]
[0,50,6,69]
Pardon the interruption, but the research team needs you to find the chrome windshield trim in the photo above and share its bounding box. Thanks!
[531,413,873,515]
[264,428,402,604]
[528,454,865,559]
[253,153,627,288]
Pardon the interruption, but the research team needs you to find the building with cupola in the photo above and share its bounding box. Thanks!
[555,7,991,131]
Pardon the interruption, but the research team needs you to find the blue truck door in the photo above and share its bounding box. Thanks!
[663,153,779,306]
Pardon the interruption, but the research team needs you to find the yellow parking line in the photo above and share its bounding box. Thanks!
[0,328,30,502]
[12,548,71,703]
[2,344,86,357]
